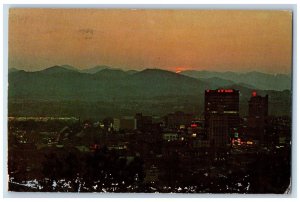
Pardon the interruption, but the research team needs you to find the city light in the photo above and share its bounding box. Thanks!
[207,89,234,93]
[191,123,197,128]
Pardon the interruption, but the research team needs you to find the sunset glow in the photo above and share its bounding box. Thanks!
[175,66,186,73]
[9,9,292,74]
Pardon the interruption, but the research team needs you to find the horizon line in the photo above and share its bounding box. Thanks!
[8,65,292,75]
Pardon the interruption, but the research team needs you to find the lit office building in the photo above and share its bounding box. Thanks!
[204,89,240,148]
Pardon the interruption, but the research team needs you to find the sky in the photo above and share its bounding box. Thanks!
[9,9,292,74]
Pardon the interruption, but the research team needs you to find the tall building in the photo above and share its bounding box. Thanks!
[204,89,240,131]
[204,89,239,149]
[208,114,229,148]
[248,91,269,144]
[248,91,268,118]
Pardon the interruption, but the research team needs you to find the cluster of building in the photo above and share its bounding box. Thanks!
[86,88,288,155]
[204,89,283,149]
[8,88,291,192]
[9,88,289,154]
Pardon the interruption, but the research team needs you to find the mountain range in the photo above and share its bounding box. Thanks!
[8,65,291,119]
[10,65,291,91]
[180,70,291,91]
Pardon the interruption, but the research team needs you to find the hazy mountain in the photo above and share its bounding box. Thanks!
[60,64,136,75]
[8,68,20,73]
[236,82,256,89]
[126,70,139,75]
[200,77,256,89]
[127,69,209,97]
[39,65,76,74]
[180,70,291,91]
[81,65,113,74]
[131,68,203,84]
[8,67,291,118]
[93,68,129,79]
[61,64,79,71]
[201,77,235,89]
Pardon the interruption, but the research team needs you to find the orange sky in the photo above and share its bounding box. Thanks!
[9,9,292,73]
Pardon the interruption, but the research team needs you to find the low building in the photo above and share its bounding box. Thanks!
[135,113,152,131]
[113,118,120,132]
[121,117,137,130]
[162,133,178,141]
[144,165,159,183]
[164,111,194,129]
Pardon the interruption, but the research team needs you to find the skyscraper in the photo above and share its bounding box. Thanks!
[204,89,240,130]
[248,91,269,144]
[208,114,229,148]
[204,89,240,148]
[248,91,268,118]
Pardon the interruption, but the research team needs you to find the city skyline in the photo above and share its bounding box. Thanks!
[9,9,292,74]
[6,8,293,194]
[7,87,292,193]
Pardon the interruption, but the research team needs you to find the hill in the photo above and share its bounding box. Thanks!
[8,68,20,73]
[81,65,115,74]
[180,70,291,91]
[8,66,291,119]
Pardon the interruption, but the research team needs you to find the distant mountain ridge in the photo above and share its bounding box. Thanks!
[8,65,291,118]
[38,65,76,74]
[81,65,114,74]
[9,65,291,91]
[180,70,291,91]
[61,64,79,71]
[8,68,20,73]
